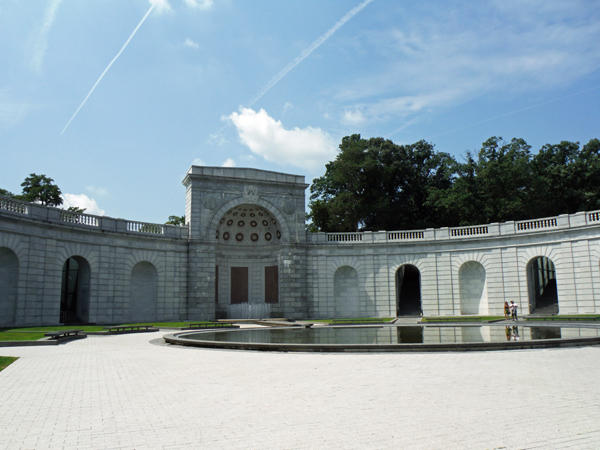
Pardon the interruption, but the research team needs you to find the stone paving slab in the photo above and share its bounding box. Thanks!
[1,332,599,450]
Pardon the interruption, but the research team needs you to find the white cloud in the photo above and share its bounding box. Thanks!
[85,186,108,196]
[335,1,600,124]
[31,0,63,73]
[0,88,30,128]
[341,109,367,126]
[222,158,236,167]
[207,133,228,146]
[184,38,199,49]
[149,0,172,14]
[192,158,205,166]
[183,0,213,10]
[62,194,105,216]
[282,102,293,116]
[228,108,337,171]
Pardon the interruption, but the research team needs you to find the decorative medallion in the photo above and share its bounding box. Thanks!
[216,230,219,239]
[203,193,220,210]
[233,212,238,216]
[262,220,269,227]
[250,213,255,217]
[238,220,245,227]
[227,219,233,226]
[276,230,281,239]
[223,232,230,241]
[265,232,272,241]
[250,233,259,242]
[243,184,259,203]
[219,218,225,224]
[235,233,244,242]
[271,218,277,225]
[258,212,264,216]
[250,221,257,227]
[282,198,295,215]
[241,213,246,217]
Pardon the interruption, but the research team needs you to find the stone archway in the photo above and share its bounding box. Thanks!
[129,261,158,323]
[60,256,91,324]
[527,256,558,314]
[396,264,421,316]
[334,266,359,318]
[459,261,487,315]
[0,247,19,326]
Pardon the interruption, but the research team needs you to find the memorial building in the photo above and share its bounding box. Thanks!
[1,165,600,326]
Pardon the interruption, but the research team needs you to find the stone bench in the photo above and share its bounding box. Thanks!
[44,329,87,342]
[186,323,239,329]
[103,325,158,334]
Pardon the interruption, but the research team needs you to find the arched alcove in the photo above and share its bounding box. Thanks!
[60,256,91,324]
[396,264,421,316]
[0,247,19,326]
[527,256,558,314]
[129,261,158,323]
[459,261,488,315]
[334,266,359,318]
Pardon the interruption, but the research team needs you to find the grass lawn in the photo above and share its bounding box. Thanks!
[0,332,47,341]
[0,356,19,372]
[309,317,396,323]
[526,315,600,321]
[421,316,504,322]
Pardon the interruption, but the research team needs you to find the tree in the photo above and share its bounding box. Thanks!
[20,174,63,206]
[0,188,16,198]
[66,206,86,214]
[427,137,536,226]
[166,215,185,226]
[308,135,456,232]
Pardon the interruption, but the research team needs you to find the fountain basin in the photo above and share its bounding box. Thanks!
[163,324,600,352]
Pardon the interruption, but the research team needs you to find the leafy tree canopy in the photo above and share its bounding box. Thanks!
[166,215,186,226]
[309,135,600,232]
[20,173,63,207]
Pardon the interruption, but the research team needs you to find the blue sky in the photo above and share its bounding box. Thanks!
[1,0,599,223]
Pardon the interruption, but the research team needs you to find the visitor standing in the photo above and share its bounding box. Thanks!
[510,301,518,321]
[504,301,510,320]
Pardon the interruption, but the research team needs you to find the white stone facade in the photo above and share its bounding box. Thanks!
[1,167,600,325]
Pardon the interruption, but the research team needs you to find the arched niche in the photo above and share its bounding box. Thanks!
[334,266,359,318]
[60,256,91,324]
[396,264,421,316]
[129,261,158,323]
[527,256,558,314]
[0,247,19,326]
[459,261,488,315]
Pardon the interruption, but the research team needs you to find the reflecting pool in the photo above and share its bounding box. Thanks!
[177,325,600,346]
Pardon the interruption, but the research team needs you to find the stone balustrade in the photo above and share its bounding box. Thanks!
[306,209,600,244]
[0,195,188,239]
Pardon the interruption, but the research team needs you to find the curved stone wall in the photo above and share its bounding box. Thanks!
[2,166,600,324]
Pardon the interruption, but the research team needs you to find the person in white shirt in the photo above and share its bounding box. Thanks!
[510,301,518,321]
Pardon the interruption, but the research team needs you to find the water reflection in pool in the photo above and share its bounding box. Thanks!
[180,325,599,345]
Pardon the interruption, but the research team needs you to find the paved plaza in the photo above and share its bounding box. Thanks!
[1,331,600,450]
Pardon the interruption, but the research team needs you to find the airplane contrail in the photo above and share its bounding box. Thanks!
[423,85,600,141]
[61,4,156,135]
[247,0,375,107]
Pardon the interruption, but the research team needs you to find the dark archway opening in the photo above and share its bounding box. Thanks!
[527,256,559,315]
[396,265,422,316]
[60,256,91,324]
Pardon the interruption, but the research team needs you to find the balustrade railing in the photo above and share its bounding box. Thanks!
[516,218,557,231]
[589,212,600,223]
[0,196,28,214]
[127,221,164,234]
[60,211,99,227]
[327,233,363,242]
[388,231,424,240]
[450,225,489,237]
